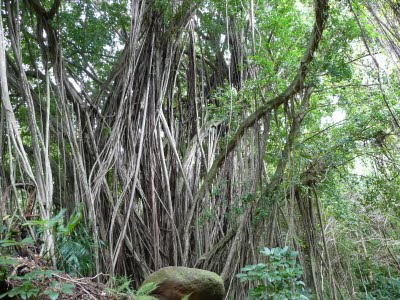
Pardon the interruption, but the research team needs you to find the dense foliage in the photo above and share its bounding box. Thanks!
[237,247,310,299]
[1,0,400,299]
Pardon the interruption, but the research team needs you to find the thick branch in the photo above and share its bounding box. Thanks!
[26,0,61,20]
[181,0,329,265]
[196,0,329,202]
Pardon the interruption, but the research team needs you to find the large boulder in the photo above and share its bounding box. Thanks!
[140,266,224,300]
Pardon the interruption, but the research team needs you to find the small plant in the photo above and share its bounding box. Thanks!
[22,205,96,276]
[107,278,158,300]
[237,246,310,300]
[135,282,158,300]
[107,275,137,298]
[0,210,81,299]
[0,267,74,300]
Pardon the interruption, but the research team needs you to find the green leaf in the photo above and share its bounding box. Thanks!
[136,296,158,300]
[61,283,75,295]
[241,265,256,272]
[261,247,271,256]
[66,204,84,234]
[0,256,17,265]
[256,263,267,268]
[0,292,11,299]
[136,282,158,296]
[23,220,47,227]
[44,289,60,300]
[21,237,34,245]
[0,239,21,247]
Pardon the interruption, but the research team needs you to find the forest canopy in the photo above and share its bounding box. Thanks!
[1,0,400,299]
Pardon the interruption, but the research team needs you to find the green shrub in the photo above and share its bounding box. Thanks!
[237,246,311,300]
[358,276,400,300]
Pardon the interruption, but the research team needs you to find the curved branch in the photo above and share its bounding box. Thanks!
[196,0,329,202]
[26,0,61,20]
[47,0,61,19]
[182,0,330,265]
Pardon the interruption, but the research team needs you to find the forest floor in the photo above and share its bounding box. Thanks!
[0,256,115,300]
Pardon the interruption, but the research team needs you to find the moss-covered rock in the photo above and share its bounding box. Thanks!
[140,266,224,300]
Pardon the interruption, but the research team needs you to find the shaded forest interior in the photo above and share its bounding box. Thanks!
[1,0,400,299]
